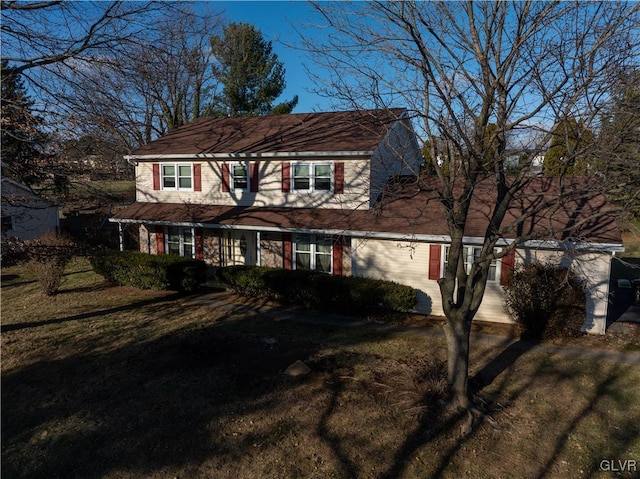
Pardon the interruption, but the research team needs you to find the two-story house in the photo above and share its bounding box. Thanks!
[112,108,624,334]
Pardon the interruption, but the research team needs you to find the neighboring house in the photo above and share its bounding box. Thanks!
[111,109,623,334]
[1,176,60,241]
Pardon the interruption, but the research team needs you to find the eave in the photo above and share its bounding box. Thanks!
[124,151,375,162]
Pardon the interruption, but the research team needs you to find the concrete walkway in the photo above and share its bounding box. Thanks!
[185,289,640,367]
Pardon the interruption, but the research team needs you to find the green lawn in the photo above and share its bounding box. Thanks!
[2,259,639,479]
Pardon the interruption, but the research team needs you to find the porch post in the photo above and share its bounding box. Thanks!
[118,222,124,252]
[256,231,261,266]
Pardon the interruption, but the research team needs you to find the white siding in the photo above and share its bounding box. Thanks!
[136,158,371,210]
[352,238,440,315]
[351,237,613,332]
[351,238,512,322]
[517,248,612,334]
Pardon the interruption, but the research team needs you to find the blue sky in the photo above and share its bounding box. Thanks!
[203,1,330,113]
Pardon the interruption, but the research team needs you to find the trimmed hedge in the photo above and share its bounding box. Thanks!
[214,265,417,315]
[91,252,207,293]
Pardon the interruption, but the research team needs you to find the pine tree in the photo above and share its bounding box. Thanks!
[543,118,594,176]
[1,60,49,185]
[208,23,297,117]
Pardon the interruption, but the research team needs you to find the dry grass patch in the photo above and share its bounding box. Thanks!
[2,258,639,479]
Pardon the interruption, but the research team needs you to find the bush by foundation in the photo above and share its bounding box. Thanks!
[214,265,417,314]
[91,252,206,293]
[503,261,586,340]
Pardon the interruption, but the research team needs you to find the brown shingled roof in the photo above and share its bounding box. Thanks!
[130,109,406,157]
[113,177,622,246]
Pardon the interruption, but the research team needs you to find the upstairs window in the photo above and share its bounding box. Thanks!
[222,162,258,193]
[161,163,193,191]
[231,163,248,191]
[292,162,332,192]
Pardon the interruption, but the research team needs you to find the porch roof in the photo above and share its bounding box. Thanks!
[112,177,623,249]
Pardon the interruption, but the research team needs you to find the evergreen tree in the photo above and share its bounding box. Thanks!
[1,60,49,186]
[597,70,640,217]
[543,118,594,176]
[208,23,297,117]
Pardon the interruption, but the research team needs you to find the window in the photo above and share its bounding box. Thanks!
[294,235,332,273]
[166,226,194,258]
[162,163,192,190]
[231,163,248,191]
[292,162,332,192]
[443,246,498,282]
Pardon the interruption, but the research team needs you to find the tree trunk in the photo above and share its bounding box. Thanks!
[443,312,472,409]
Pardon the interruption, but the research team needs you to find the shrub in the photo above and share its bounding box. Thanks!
[91,252,207,293]
[214,265,417,314]
[503,261,586,340]
[25,232,76,296]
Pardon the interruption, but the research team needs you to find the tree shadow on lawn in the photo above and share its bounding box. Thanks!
[375,339,639,479]
[2,314,322,479]
[0,293,183,333]
[2,305,639,479]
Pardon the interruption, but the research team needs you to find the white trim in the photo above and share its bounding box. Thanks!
[110,219,624,252]
[228,161,250,192]
[164,225,195,258]
[159,162,194,192]
[125,151,373,161]
[290,161,334,194]
[292,233,333,273]
[442,245,500,283]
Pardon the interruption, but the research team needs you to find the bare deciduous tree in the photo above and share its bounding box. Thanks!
[302,0,640,417]
[55,7,223,150]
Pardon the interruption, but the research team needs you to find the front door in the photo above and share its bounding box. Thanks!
[224,231,256,266]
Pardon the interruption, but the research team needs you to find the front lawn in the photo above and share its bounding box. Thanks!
[2,259,639,478]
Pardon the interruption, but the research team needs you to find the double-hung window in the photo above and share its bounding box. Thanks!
[231,163,248,191]
[293,163,332,192]
[162,163,193,191]
[166,226,194,258]
[294,235,332,273]
[444,246,498,282]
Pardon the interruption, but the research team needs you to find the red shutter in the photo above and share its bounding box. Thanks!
[334,162,344,194]
[193,163,202,192]
[250,162,259,192]
[152,163,160,190]
[281,162,291,192]
[221,163,230,192]
[500,248,516,285]
[195,227,204,260]
[428,244,441,280]
[283,233,292,269]
[332,238,343,276]
[155,226,165,255]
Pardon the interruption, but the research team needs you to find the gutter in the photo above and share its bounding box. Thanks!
[123,151,375,161]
